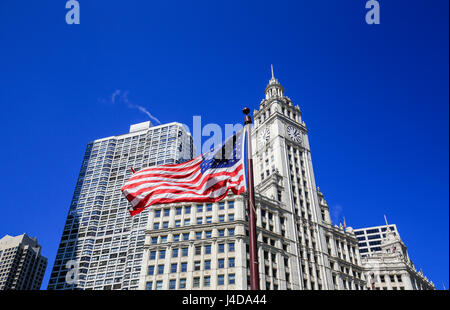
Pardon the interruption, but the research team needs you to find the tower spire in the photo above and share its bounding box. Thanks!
[265,64,284,99]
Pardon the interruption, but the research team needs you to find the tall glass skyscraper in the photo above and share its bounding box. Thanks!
[47,121,194,290]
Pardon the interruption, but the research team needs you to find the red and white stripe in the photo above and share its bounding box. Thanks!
[121,155,246,216]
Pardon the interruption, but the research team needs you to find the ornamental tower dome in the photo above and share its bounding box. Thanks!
[264,64,285,100]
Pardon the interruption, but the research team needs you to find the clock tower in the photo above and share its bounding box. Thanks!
[250,67,364,290]
[252,65,310,208]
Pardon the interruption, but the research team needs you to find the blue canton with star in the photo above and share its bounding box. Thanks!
[200,130,244,174]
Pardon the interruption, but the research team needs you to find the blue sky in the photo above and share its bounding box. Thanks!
[0,0,448,289]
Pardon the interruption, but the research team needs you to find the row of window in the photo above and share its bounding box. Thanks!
[148,257,235,275]
[153,213,235,229]
[150,243,235,259]
[150,228,235,244]
[146,273,236,290]
[154,201,235,218]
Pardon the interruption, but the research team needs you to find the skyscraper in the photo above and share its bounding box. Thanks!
[47,121,194,290]
[251,68,366,290]
[0,234,47,290]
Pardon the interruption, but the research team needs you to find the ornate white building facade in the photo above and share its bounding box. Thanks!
[357,225,435,290]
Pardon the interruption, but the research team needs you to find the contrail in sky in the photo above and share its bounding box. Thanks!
[111,90,161,125]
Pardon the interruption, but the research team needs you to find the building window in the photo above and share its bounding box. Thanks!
[229,274,235,285]
[194,261,201,271]
[218,244,225,253]
[229,258,235,268]
[218,275,225,286]
[193,277,200,288]
[172,248,179,258]
[169,279,176,290]
[218,259,225,269]
[156,280,163,290]
[179,278,186,289]
[228,242,235,252]
[204,276,211,287]
[157,265,164,274]
[182,247,189,257]
[145,281,153,290]
[171,263,177,273]
[147,266,154,275]
[204,260,211,270]
[149,251,156,260]
[159,250,166,259]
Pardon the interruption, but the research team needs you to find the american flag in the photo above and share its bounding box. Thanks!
[121,128,246,216]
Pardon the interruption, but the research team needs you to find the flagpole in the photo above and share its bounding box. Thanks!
[243,107,260,290]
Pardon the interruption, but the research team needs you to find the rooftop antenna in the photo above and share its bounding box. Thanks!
[384,214,389,226]
[271,64,274,79]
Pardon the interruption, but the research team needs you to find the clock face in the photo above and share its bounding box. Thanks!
[286,125,302,144]
[258,128,270,147]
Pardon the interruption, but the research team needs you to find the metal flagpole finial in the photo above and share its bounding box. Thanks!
[271,64,274,79]
[243,107,252,125]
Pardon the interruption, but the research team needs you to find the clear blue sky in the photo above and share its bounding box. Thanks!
[0,1,448,289]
